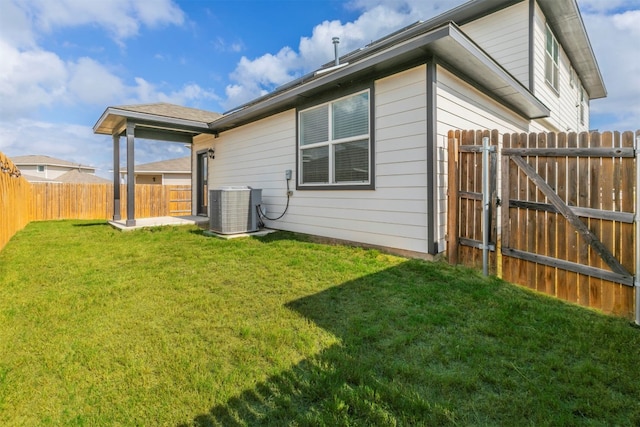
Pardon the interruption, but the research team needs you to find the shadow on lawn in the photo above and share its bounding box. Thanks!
[181,260,639,426]
[180,261,460,426]
[182,262,502,426]
[72,222,110,227]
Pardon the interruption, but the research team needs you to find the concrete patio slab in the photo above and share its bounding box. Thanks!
[203,228,277,239]
[109,215,209,231]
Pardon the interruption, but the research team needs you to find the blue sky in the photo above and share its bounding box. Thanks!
[1,0,638,178]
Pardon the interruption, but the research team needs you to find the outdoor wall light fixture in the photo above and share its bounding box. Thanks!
[207,147,215,159]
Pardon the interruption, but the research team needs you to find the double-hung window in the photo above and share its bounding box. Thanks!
[545,25,559,92]
[298,89,372,188]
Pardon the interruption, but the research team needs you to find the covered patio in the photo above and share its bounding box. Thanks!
[93,103,220,227]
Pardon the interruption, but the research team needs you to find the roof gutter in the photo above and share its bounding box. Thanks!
[537,0,606,99]
[209,22,549,133]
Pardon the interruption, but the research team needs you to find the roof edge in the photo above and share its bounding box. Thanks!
[209,22,549,132]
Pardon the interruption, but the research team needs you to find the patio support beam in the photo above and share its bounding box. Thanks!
[126,122,136,226]
[112,133,121,220]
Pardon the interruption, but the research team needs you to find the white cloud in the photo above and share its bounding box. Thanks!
[0,119,107,165]
[0,0,214,118]
[129,77,219,106]
[221,0,466,110]
[578,0,640,14]
[0,119,191,178]
[580,7,640,130]
[68,58,127,105]
[212,37,245,53]
[0,39,68,118]
[0,0,37,48]
[16,0,185,43]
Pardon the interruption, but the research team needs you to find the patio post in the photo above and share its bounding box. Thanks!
[112,133,121,220]
[126,122,136,226]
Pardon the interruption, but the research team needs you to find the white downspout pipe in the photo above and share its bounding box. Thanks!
[635,133,640,325]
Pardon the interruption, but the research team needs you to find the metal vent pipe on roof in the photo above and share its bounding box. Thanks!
[333,37,340,66]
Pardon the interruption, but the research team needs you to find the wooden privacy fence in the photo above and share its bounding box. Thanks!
[0,153,31,250]
[31,184,192,221]
[448,130,639,319]
[1,150,193,250]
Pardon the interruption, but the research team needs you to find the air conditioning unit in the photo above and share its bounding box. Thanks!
[209,187,262,234]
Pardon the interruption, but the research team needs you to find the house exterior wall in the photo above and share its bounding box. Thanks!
[435,65,535,251]
[135,174,162,185]
[16,164,94,180]
[531,1,589,132]
[194,66,432,255]
[461,1,530,88]
[462,0,589,133]
[191,0,597,256]
[162,173,191,186]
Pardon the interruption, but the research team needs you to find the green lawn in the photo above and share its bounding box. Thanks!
[0,220,638,426]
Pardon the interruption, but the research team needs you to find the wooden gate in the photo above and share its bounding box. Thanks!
[448,130,637,318]
[447,130,499,274]
[168,186,192,216]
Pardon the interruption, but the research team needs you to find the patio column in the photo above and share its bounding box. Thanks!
[112,133,121,220]
[126,122,136,226]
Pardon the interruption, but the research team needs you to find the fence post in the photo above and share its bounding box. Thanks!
[447,132,459,265]
[634,130,640,325]
[481,136,495,276]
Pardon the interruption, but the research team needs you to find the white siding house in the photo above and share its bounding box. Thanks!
[94,0,606,258]
[120,156,191,186]
[11,155,108,183]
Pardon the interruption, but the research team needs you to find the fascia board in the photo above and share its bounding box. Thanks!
[210,23,549,131]
[93,107,215,135]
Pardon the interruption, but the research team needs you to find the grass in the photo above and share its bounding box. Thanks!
[0,220,639,426]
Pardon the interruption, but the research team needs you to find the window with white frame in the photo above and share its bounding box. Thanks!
[545,25,559,92]
[298,90,371,188]
[37,165,45,172]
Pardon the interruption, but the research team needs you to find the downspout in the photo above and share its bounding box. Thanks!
[426,61,438,255]
[635,132,640,325]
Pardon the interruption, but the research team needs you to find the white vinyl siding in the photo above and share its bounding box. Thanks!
[194,66,430,255]
[532,2,589,132]
[461,1,530,88]
[436,66,533,250]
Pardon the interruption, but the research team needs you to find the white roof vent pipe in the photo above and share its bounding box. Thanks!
[315,37,349,76]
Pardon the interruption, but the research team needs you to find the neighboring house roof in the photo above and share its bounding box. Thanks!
[11,154,95,171]
[20,173,58,183]
[21,170,110,183]
[56,170,111,184]
[120,156,191,174]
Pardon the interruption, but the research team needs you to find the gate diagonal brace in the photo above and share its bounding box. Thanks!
[509,154,631,277]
